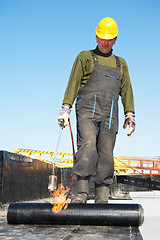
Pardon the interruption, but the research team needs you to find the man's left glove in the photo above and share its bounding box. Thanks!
[58,105,71,128]
[123,112,135,136]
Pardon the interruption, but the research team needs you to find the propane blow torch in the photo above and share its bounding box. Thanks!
[48,120,64,192]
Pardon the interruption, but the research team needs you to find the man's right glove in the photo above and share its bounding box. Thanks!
[58,105,71,128]
[123,112,135,136]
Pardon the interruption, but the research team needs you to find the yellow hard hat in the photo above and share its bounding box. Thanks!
[96,17,119,39]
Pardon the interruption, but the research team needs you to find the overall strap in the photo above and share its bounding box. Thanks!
[91,50,121,69]
[115,55,121,69]
[90,50,99,66]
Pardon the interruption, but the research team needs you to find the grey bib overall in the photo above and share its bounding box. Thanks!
[74,51,121,186]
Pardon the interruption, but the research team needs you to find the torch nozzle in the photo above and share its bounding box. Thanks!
[48,173,57,192]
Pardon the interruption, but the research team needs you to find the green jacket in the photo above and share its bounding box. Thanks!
[63,47,135,114]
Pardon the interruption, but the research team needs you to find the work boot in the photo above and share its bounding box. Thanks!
[95,185,110,204]
[71,178,89,204]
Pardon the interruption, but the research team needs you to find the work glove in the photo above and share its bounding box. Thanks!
[58,105,71,128]
[123,112,135,136]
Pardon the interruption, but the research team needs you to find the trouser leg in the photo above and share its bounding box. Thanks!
[94,127,117,186]
[94,128,116,203]
[72,116,98,203]
[73,117,99,177]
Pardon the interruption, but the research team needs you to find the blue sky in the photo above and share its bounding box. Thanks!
[0,0,160,158]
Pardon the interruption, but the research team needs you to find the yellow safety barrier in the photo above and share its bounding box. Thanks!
[14,149,74,168]
[14,149,160,175]
[114,157,129,175]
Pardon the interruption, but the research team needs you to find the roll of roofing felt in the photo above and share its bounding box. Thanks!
[7,203,144,226]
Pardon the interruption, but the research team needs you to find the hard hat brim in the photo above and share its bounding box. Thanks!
[96,30,119,40]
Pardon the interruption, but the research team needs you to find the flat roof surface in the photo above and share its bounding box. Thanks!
[108,191,160,240]
[131,191,160,240]
[0,191,160,239]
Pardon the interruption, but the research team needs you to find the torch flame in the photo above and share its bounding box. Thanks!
[50,183,70,214]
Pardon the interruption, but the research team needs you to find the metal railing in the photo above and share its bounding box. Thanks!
[114,156,160,175]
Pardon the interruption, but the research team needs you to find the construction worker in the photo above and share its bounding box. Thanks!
[58,17,135,203]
